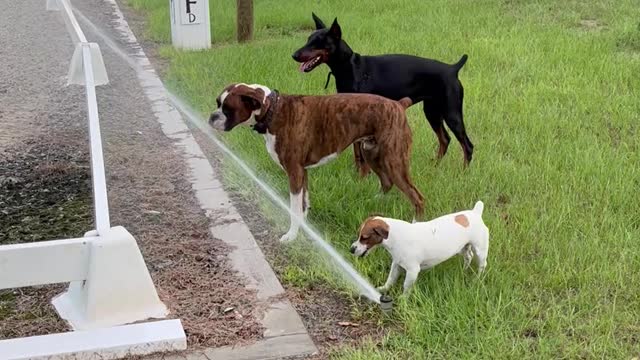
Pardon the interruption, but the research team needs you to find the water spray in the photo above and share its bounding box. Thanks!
[73,8,389,306]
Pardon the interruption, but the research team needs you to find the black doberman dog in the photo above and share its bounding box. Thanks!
[292,13,473,173]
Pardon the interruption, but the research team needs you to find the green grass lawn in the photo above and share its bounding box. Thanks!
[126,0,640,358]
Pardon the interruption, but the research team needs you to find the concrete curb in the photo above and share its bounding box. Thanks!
[103,1,317,358]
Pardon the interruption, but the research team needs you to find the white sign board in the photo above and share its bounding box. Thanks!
[170,0,211,49]
[179,0,202,24]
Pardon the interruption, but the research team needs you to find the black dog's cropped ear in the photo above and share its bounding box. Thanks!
[329,18,341,39]
[312,12,326,29]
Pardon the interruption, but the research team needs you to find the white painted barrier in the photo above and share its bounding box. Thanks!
[0,237,94,289]
[0,319,186,360]
[51,227,169,331]
[0,0,186,358]
[0,229,169,328]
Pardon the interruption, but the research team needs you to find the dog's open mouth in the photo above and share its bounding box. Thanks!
[299,55,322,73]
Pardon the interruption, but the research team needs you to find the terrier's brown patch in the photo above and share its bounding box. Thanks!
[455,214,470,228]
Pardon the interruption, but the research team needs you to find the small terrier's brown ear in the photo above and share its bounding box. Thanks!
[374,225,388,239]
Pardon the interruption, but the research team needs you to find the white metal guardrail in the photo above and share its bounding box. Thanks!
[81,41,111,234]
[0,0,186,358]
[51,0,110,234]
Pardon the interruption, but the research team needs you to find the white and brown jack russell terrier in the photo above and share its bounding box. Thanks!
[209,83,424,242]
[351,201,489,294]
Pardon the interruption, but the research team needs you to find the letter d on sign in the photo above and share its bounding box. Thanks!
[189,13,196,22]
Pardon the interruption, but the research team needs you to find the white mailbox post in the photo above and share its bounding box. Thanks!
[170,0,211,50]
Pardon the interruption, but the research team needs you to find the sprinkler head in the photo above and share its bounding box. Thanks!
[379,294,393,314]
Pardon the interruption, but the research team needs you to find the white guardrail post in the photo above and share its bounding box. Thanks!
[54,0,109,86]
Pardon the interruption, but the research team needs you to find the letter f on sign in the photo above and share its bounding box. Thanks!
[186,0,197,14]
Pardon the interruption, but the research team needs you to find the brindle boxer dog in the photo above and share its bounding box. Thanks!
[209,83,424,242]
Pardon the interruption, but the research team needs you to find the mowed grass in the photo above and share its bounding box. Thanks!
[126,0,640,358]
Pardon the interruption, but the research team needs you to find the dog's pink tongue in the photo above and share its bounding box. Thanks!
[299,61,309,73]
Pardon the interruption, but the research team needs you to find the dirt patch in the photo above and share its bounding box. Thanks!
[578,19,606,31]
[0,140,92,244]
[0,98,265,347]
[0,107,42,153]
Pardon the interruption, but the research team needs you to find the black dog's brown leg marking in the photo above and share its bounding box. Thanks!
[423,102,450,161]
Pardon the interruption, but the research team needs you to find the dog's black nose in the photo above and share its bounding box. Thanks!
[350,245,356,254]
[292,52,300,61]
[208,113,217,124]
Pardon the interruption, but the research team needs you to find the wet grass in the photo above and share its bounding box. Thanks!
[126,0,640,358]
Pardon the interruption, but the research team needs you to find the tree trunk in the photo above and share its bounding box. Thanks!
[237,0,253,42]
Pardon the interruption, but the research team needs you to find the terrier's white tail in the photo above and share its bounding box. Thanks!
[473,201,484,216]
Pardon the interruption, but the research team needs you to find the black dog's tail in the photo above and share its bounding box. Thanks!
[452,54,468,74]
